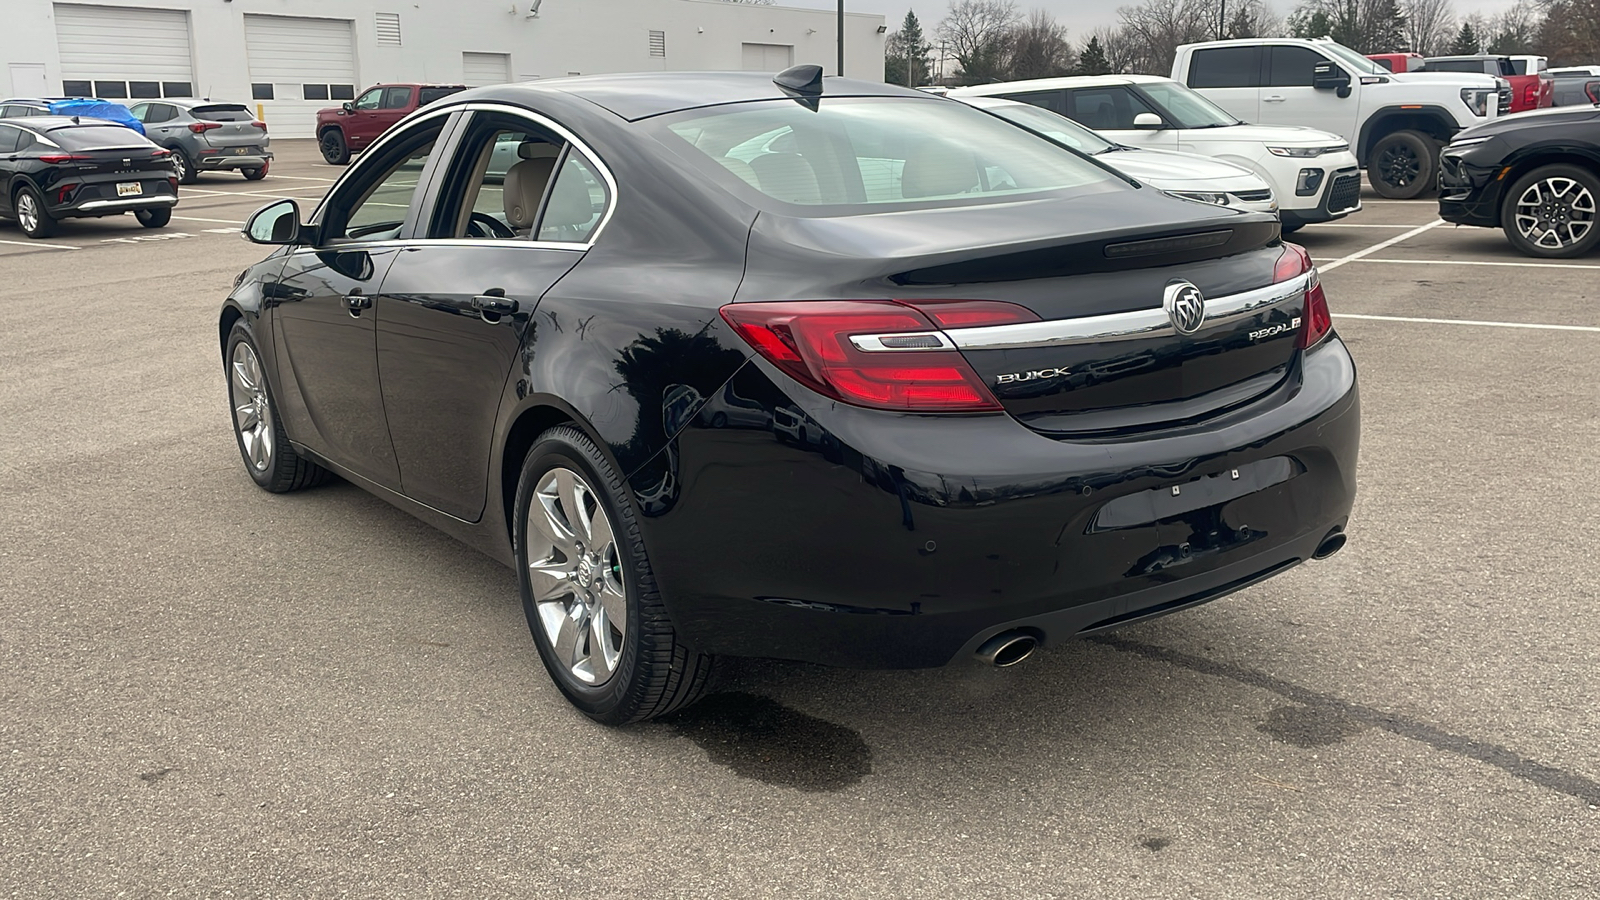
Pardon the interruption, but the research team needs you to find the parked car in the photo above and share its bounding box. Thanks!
[1367,53,1424,73]
[1551,72,1600,107]
[1173,38,1509,198]
[0,97,144,133]
[950,76,1359,231]
[1439,105,1600,257]
[316,83,466,165]
[1422,56,1552,113]
[0,115,177,237]
[222,70,1358,724]
[127,99,271,183]
[955,95,1280,216]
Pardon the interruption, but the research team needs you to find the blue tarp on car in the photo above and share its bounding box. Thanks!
[47,99,145,135]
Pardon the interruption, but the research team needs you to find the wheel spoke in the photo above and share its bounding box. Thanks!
[553,606,586,670]
[588,611,615,682]
[234,402,259,431]
[527,557,574,599]
[597,579,626,636]
[257,423,273,466]
[557,470,591,543]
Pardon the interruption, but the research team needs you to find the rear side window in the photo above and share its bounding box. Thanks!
[0,125,20,154]
[1266,47,1327,87]
[538,149,609,243]
[145,104,178,124]
[1189,47,1260,88]
[48,126,149,149]
[657,97,1115,213]
[382,87,413,109]
[191,105,252,121]
[419,87,462,105]
[1001,90,1067,114]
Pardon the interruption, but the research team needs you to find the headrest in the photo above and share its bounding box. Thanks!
[517,141,561,160]
[901,143,979,199]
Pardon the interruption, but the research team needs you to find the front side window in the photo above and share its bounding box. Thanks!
[656,97,1115,214]
[1267,47,1328,87]
[1189,47,1260,88]
[354,88,383,111]
[1064,87,1161,130]
[382,87,413,110]
[324,125,441,242]
[1318,42,1386,75]
[1134,81,1241,128]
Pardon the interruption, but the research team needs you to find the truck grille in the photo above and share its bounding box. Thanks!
[1327,173,1362,214]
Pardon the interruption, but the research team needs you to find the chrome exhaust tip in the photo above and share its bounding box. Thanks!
[976,631,1040,668]
[1313,530,1348,560]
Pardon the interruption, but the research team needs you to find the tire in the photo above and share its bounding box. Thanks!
[514,425,716,725]
[241,161,269,181]
[135,207,171,228]
[225,322,331,493]
[170,147,198,185]
[13,185,57,238]
[1499,164,1600,259]
[319,129,350,166]
[1367,130,1438,200]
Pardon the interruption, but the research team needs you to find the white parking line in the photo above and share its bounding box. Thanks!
[1320,219,1445,272]
[1335,313,1600,333]
[174,215,246,225]
[0,237,79,250]
[1302,223,1423,229]
[1339,257,1600,270]
[257,174,338,183]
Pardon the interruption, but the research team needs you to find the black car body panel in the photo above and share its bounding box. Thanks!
[221,74,1359,669]
[1439,106,1600,227]
[0,116,177,221]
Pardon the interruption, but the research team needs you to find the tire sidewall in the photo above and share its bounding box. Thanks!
[136,207,171,228]
[1500,164,1600,259]
[514,428,647,721]
[320,130,348,165]
[225,322,288,490]
[172,147,198,184]
[15,185,53,237]
[1368,131,1436,200]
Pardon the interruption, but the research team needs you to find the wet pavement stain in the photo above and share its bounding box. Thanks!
[137,767,176,784]
[1258,704,1368,748]
[664,692,872,793]
[1142,836,1174,851]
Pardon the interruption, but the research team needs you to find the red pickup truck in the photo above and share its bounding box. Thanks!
[1421,56,1552,112]
[316,83,466,165]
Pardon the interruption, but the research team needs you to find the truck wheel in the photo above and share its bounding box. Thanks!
[319,129,349,166]
[1368,130,1438,200]
[1500,164,1600,259]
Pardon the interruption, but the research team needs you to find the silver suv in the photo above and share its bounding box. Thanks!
[127,100,272,183]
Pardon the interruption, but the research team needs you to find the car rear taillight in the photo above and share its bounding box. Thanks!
[188,121,222,133]
[251,121,268,132]
[151,148,171,158]
[720,300,1024,412]
[1523,82,1538,106]
[56,184,79,203]
[1276,243,1333,349]
[1588,83,1600,103]
[38,153,90,164]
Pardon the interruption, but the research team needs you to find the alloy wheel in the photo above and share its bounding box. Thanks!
[230,341,274,472]
[172,152,188,181]
[17,191,39,234]
[1513,177,1595,250]
[526,467,627,686]
[1379,144,1420,187]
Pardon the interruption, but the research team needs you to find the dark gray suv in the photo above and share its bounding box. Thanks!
[128,100,271,183]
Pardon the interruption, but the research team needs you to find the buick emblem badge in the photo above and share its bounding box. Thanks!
[1163,281,1206,335]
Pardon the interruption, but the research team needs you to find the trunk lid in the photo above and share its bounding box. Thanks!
[738,189,1304,434]
[191,105,267,149]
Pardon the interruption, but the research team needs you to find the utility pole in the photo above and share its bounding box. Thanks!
[837,1,845,76]
[1218,0,1226,39]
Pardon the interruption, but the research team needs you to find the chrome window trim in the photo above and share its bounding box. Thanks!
[944,272,1312,350]
[284,237,590,256]
[307,101,618,250]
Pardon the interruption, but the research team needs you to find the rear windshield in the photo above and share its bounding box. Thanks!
[1426,60,1495,74]
[47,125,148,149]
[191,104,253,121]
[654,97,1116,214]
[419,87,463,105]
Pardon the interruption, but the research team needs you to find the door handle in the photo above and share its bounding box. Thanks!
[343,288,371,315]
[1264,95,1286,102]
[472,290,519,316]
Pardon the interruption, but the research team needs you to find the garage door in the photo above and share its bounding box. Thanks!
[244,15,356,138]
[741,43,794,72]
[54,3,194,100]
[463,52,512,87]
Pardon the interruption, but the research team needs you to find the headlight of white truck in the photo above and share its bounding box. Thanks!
[1460,87,1496,117]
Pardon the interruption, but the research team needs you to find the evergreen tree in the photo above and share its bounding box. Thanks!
[1293,10,1335,40]
[1368,0,1408,52]
[885,10,933,86]
[1451,22,1479,55]
[1076,35,1111,76]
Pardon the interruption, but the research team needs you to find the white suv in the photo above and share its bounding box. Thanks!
[950,75,1360,232]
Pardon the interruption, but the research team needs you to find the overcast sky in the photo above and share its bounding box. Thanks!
[780,0,1526,40]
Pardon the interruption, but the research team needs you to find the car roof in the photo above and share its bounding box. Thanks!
[1427,55,1509,61]
[0,114,121,130]
[950,74,1172,96]
[462,72,925,121]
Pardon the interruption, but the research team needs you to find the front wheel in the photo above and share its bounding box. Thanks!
[514,425,716,724]
[135,207,170,228]
[1500,164,1600,259]
[319,129,349,165]
[225,322,331,492]
[1367,130,1438,200]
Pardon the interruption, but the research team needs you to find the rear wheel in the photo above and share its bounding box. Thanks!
[1500,164,1600,258]
[14,185,56,238]
[135,207,170,228]
[170,147,198,184]
[1367,130,1438,200]
[319,129,349,166]
[225,322,331,492]
[242,161,269,181]
[514,425,716,724]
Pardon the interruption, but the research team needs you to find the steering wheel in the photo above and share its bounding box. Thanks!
[467,211,516,239]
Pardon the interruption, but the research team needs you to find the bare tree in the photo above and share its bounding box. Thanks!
[1401,0,1453,54]
[939,0,1022,82]
[1090,24,1145,74]
[1117,0,1218,75]
[1009,9,1076,79]
[1537,0,1600,65]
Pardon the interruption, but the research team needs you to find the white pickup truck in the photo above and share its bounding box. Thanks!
[1172,38,1509,198]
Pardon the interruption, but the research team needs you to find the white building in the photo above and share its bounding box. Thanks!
[2,0,886,136]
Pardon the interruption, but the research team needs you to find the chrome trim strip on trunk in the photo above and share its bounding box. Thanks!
[943,272,1312,351]
[77,196,180,211]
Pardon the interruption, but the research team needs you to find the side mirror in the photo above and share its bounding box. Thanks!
[341,101,354,114]
[243,199,303,245]
[1132,112,1164,130]
[1313,62,1353,98]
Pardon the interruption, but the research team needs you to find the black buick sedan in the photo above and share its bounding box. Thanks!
[1439,105,1600,258]
[221,70,1359,724]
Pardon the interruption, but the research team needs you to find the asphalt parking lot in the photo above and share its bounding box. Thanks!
[2,139,1597,897]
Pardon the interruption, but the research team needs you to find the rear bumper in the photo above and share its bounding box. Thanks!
[52,184,179,219]
[628,336,1360,669]
[197,149,273,171]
